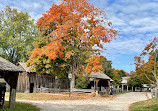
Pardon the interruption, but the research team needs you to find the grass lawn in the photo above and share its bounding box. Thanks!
[5,91,126,101]
[129,98,158,111]
[0,101,40,111]
[5,92,92,101]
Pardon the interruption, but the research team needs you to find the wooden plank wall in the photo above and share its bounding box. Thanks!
[16,72,29,92]
[17,72,69,93]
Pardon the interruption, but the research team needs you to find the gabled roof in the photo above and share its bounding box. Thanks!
[18,62,36,73]
[18,62,30,72]
[142,84,148,88]
[89,72,113,81]
[121,77,130,84]
[0,57,24,72]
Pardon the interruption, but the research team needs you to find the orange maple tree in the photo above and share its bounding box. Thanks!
[85,55,103,74]
[27,0,117,89]
[135,37,158,98]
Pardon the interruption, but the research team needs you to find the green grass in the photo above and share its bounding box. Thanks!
[130,99,158,111]
[0,101,40,111]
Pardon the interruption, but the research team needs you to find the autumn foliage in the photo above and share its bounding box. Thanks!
[30,40,64,61]
[27,0,117,84]
[85,55,103,73]
[134,37,158,84]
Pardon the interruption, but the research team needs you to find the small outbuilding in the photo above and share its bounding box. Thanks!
[0,57,24,108]
[87,72,113,91]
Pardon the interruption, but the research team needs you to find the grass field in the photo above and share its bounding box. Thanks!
[130,98,158,111]
[0,101,40,111]
[5,92,92,101]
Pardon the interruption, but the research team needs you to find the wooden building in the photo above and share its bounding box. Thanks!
[0,57,24,108]
[87,72,113,91]
[17,62,69,93]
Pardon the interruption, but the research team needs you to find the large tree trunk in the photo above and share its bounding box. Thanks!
[155,80,158,98]
[70,56,79,91]
[70,73,75,91]
[155,87,157,98]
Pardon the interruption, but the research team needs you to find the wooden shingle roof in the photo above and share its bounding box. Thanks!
[0,57,24,72]
[18,62,35,72]
[89,72,113,81]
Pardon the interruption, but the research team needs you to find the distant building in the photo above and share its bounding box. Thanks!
[121,77,130,84]
[121,77,130,91]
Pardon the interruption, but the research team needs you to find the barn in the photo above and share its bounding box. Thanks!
[17,62,69,93]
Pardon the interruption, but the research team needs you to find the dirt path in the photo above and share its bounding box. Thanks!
[18,92,148,111]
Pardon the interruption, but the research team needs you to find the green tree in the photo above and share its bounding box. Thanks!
[101,56,124,85]
[0,6,39,64]
[112,69,122,85]
[127,73,143,88]
[118,70,126,77]
[75,74,90,89]
[101,56,114,78]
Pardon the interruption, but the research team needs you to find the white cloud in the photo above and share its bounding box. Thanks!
[33,2,41,9]
[130,17,158,26]
[103,0,158,35]
[104,34,156,57]
[110,16,126,26]
[20,1,42,9]
[105,38,144,55]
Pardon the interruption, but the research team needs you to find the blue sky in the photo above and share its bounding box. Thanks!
[0,0,157,73]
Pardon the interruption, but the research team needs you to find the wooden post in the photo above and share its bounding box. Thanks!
[122,84,124,92]
[94,78,95,91]
[9,87,16,108]
[108,80,110,88]
[95,78,100,97]
[117,86,119,93]
[4,72,18,108]
[132,87,133,92]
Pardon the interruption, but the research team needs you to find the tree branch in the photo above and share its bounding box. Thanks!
[144,73,155,83]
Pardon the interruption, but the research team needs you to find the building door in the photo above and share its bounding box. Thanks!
[30,83,34,93]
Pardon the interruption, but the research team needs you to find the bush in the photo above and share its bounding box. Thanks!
[75,75,90,89]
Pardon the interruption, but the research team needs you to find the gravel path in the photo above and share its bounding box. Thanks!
[18,92,148,111]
